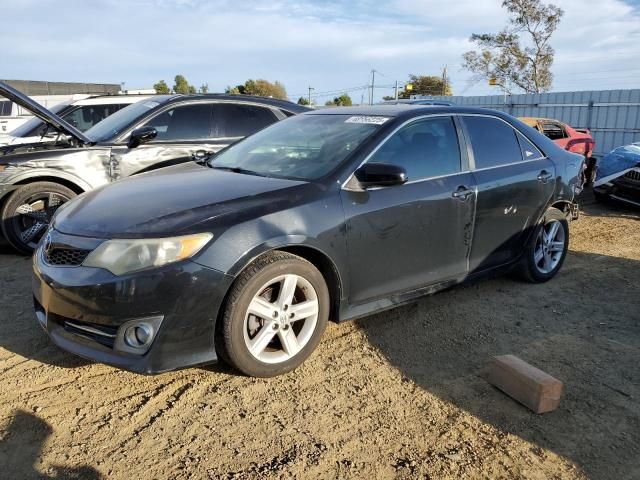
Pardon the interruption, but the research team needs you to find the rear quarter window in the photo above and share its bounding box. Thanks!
[463,116,523,169]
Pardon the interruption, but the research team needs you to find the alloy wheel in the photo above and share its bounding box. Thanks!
[13,192,69,249]
[533,219,566,274]
[243,274,319,364]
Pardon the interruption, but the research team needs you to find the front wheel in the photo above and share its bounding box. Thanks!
[517,207,569,283]
[217,251,330,377]
[1,182,76,254]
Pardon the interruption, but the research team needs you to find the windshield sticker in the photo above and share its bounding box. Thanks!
[142,101,160,109]
[345,116,390,125]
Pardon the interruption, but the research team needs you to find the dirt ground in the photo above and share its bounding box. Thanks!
[0,192,638,480]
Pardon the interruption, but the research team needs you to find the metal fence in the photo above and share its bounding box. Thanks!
[415,90,640,157]
[1,80,120,96]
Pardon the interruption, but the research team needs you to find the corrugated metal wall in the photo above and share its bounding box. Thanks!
[415,90,640,156]
[1,80,120,96]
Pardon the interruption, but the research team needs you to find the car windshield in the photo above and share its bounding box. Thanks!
[209,114,386,180]
[9,102,70,137]
[84,99,163,142]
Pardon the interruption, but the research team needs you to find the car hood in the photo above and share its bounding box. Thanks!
[0,81,90,145]
[53,162,308,237]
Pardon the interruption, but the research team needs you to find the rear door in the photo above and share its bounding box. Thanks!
[462,115,555,273]
[341,115,477,303]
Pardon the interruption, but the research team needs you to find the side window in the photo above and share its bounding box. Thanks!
[541,122,567,140]
[142,103,213,141]
[62,105,127,132]
[210,104,278,138]
[367,117,462,181]
[517,133,544,160]
[463,116,522,169]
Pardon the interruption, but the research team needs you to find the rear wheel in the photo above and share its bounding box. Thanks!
[218,251,329,377]
[517,207,569,283]
[1,182,75,254]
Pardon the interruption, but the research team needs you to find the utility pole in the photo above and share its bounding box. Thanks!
[308,86,314,106]
[370,69,376,105]
[394,80,399,100]
[441,66,447,96]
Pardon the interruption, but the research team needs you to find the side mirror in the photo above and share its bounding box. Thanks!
[354,162,407,188]
[128,126,157,148]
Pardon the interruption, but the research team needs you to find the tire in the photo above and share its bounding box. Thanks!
[217,251,330,377]
[516,207,569,283]
[1,182,76,254]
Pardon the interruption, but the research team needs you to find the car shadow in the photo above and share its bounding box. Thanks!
[0,410,103,479]
[357,250,640,479]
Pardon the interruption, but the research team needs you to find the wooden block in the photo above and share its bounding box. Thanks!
[486,355,563,414]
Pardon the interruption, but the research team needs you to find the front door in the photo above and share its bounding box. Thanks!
[341,116,477,304]
[462,115,556,273]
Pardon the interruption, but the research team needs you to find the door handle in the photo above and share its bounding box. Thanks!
[452,186,474,200]
[537,170,553,183]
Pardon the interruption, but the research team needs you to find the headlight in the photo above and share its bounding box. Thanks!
[83,233,213,275]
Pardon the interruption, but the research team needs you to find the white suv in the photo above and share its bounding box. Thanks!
[0,94,89,134]
[0,94,154,146]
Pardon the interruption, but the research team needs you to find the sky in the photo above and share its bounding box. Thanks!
[2,0,640,103]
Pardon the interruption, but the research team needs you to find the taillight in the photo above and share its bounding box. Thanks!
[566,138,595,157]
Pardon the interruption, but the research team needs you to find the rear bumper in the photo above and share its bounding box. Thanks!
[32,241,234,374]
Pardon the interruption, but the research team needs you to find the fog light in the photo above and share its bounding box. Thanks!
[114,315,164,355]
[124,324,153,348]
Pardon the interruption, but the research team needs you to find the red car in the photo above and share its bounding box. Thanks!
[520,117,596,182]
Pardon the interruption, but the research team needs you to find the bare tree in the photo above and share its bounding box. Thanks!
[462,0,563,94]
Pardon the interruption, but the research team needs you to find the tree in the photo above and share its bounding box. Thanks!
[153,80,171,94]
[173,75,196,94]
[200,83,209,94]
[226,79,288,100]
[297,97,310,105]
[382,95,396,101]
[325,93,353,107]
[398,75,452,99]
[462,0,563,94]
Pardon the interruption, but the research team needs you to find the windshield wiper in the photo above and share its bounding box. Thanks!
[209,165,266,177]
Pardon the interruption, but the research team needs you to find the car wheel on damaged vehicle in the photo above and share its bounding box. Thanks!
[217,252,330,377]
[517,207,569,283]
[1,182,75,254]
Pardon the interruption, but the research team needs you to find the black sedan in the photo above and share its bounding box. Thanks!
[32,106,584,377]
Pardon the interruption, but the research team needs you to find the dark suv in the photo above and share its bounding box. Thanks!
[0,82,310,252]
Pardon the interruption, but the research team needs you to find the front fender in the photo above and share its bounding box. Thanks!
[219,234,340,276]
[1,167,94,193]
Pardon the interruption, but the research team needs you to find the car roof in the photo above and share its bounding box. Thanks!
[380,99,455,105]
[305,105,511,120]
[72,95,155,106]
[159,94,312,113]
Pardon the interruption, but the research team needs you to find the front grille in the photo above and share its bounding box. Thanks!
[43,247,91,266]
[623,170,640,183]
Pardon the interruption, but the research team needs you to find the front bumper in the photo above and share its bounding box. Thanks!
[32,232,234,374]
[594,172,640,207]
